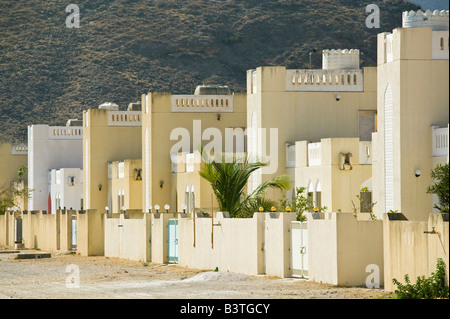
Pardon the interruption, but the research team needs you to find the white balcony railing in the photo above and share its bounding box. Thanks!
[432,125,449,157]
[108,111,141,127]
[171,95,234,113]
[286,69,364,92]
[308,143,322,167]
[11,143,28,155]
[49,127,83,139]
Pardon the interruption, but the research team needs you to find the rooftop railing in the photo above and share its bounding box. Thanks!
[286,69,364,92]
[108,111,142,127]
[172,95,234,113]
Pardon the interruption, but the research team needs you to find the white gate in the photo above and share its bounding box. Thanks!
[71,216,77,251]
[291,222,308,278]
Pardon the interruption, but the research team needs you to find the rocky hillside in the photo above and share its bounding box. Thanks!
[0,0,419,143]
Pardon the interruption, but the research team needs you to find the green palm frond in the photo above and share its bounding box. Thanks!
[199,148,292,217]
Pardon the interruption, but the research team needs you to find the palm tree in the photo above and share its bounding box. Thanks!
[199,150,291,218]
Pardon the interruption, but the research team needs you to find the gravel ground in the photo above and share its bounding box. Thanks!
[0,250,394,300]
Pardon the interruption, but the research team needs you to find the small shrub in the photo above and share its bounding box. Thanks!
[392,258,449,299]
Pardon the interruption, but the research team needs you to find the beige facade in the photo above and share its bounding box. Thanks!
[83,108,142,213]
[108,159,142,213]
[383,213,449,292]
[246,54,377,203]
[372,11,449,221]
[141,90,247,214]
[0,142,28,211]
[295,138,373,214]
[174,151,219,214]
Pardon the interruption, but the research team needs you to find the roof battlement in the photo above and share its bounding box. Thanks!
[322,49,360,70]
[402,9,449,31]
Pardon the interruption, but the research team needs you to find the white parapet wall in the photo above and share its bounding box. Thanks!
[402,9,449,31]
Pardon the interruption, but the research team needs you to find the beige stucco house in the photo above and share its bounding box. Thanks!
[141,86,247,213]
[247,49,378,204]
[372,9,449,221]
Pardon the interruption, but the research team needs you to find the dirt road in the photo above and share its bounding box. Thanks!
[0,250,394,300]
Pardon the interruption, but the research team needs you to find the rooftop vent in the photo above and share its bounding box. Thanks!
[194,85,231,96]
[127,102,141,111]
[99,102,119,110]
[66,119,83,126]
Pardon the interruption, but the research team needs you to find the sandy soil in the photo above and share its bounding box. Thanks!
[0,250,394,300]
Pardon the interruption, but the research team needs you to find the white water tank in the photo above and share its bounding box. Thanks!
[99,102,119,110]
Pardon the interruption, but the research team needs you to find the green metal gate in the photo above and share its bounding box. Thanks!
[168,219,179,263]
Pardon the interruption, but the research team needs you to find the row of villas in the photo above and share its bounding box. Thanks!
[0,9,448,291]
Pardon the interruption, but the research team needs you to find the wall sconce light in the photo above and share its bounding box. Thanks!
[154,205,160,213]
[415,169,422,178]
[122,205,126,212]
[336,94,341,101]
[182,204,187,214]
[98,184,102,191]
[217,113,221,121]
[105,206,110,214]
[147,205,152,213]
[164,204,170,213]
[159,180,164,189]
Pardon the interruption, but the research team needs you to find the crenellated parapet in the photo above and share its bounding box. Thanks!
[402,9,449,31]
[322,49,360,70]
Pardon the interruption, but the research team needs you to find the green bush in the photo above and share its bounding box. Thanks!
[427,163,449,214]
[392,258,449,299]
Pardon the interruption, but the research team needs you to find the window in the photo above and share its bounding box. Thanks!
[360,191,373,213]
[358,111,377,142]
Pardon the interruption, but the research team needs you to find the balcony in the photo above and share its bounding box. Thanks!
[308,143,322,167]
[432,125,449,157]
